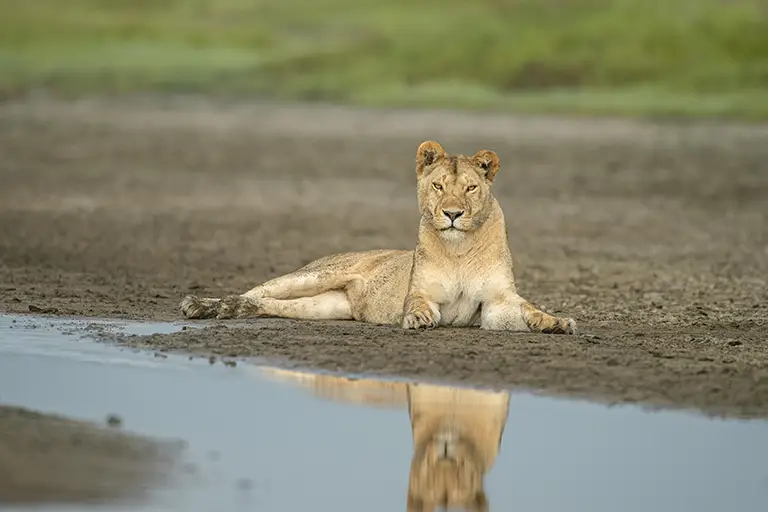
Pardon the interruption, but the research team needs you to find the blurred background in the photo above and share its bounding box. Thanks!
[2,5,768,508]
[1,0,767,119]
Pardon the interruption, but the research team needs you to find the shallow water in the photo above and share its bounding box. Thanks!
[1,313,767,512]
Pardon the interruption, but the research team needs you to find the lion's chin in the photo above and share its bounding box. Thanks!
[438,227,467,241]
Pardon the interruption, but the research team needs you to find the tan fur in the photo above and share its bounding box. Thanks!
[406,383,508,512]
[258,368,509,512]
[260,368,409,409]
[180,140,576,334]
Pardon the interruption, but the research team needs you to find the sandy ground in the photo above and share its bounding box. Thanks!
[1,96,767,418]
[0,405,181,504]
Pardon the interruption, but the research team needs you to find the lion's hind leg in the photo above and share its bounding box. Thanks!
[181,296,222,319]
[213,290,353,320]
[183,289,354,321]
[256,291,353,321]
[181,262,363,320]
[481,292,576,335]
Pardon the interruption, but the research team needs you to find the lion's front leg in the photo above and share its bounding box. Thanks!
[481,292,576,335]
[402,294,441,329]
[520,302,577,334]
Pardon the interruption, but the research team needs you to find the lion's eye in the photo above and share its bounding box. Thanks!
[432,183,443,191]
[466,185,478,192]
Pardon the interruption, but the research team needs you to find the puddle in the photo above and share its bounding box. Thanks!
[1,313,768,511]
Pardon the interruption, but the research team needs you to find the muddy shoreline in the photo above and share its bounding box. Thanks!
[1,96,767,418]
[0,405,181,504]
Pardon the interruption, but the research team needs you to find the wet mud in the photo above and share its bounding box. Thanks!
[1,96,767,417]
[0,405,181,504]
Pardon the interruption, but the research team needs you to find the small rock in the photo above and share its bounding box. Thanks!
[28,304,57,314]
[582,334,601,344]
[106,414,123,428]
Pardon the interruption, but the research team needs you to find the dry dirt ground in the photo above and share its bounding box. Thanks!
[1,96,767,418]
[0,405,181,504]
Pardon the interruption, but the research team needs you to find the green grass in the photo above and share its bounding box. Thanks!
[1,0,767,120]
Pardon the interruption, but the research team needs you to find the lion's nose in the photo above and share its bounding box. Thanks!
[442,209,464,222]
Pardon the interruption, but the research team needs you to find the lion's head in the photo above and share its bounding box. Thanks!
[414,140,500,240]
[407,425,489,512]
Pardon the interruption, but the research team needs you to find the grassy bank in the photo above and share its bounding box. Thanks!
[1,0,767,119]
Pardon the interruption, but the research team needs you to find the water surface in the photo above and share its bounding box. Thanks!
[1,314,766,512]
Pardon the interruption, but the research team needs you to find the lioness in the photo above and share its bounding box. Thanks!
[260,368,509,512]
[181,140,576,334]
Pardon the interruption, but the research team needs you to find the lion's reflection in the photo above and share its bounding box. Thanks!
[261,369,509,512]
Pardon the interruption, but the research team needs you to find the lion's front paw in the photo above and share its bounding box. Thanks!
[542,316,578,335]
[216,295,260,320]
[402,305,439,329]
[180,295,220,319]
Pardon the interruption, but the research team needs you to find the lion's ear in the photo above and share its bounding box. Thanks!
[471,150,500,183]
[416,140,446,176]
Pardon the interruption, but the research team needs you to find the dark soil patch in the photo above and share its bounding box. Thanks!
[1,96,767,417]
